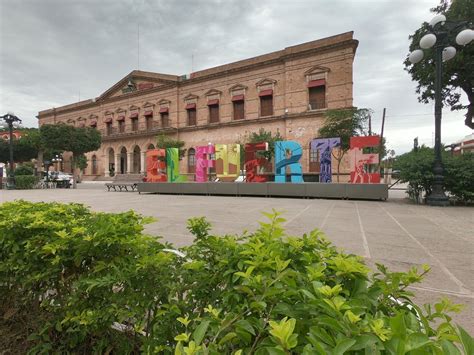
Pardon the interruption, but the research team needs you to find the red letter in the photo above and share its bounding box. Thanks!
[244,143,269,182]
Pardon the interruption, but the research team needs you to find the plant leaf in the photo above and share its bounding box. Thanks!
[192,320,210,345]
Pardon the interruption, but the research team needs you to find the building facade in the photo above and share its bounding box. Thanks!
[38,32,358,180]
[452,133,474,155]
[0,130,22,141]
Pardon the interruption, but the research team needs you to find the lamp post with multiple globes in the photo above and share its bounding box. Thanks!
[0,113,22,189]
[52,154,63,171]
[408,15,473,206]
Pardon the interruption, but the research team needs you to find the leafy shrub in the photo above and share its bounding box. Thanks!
[393,147,474,203]
[15,164,34,176]
[14,175,40,189]
[0,201,472,353]
[0,200,174,353]
[444,153,474,203]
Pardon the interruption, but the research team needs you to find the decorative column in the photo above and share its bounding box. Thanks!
[127,152,133,174]
[140,151,146,175]
[115,154,121,175]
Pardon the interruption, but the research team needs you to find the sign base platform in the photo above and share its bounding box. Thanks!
[137,182,388,200]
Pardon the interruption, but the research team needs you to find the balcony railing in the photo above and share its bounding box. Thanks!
[100,121,175,139]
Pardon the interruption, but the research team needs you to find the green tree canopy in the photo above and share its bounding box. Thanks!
[0,128,41,164]
[39,124,101,184]
[40,124,101,157]
[318,108,371,152]
[318,108,373,181]
[247,127,283,161]
[156,134,186,159]
[404,0,474,129]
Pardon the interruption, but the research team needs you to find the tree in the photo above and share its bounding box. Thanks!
[76,154,88,182]
[40,124,101,186]
[156,134,186,159]
[247,127,283,161]
[318,108,371,181]
[404,0,474,129]
[0,128,41,165]
[235,128,283,172]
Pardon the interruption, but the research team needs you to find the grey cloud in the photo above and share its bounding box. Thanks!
[0,0,470,154]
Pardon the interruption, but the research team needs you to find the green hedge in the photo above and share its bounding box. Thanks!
[14,164,34,176]
[0,201,472,353]
[394,148,474,203]
[14,175,40,189]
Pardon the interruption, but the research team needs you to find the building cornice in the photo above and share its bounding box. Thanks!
[100,110,327,143]
[38,34,357,120]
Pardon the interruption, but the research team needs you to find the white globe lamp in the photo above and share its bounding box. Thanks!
[408,49,424,64]
[420,33,437,49]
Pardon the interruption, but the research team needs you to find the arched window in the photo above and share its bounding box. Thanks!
[188,148,196,174]
[92,155,98,175]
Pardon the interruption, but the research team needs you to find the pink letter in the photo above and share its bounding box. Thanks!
[195,145,215,182]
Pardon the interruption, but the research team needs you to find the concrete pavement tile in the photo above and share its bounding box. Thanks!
[445,268,474,291]
[368,244,433,264]
[364,231,414,247]
[414,235,473,253]
[433,251,474,272]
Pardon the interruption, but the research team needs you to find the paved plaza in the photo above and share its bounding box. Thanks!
[1,184,473,332]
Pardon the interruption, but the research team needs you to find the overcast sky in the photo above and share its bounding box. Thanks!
[0,0,472,154]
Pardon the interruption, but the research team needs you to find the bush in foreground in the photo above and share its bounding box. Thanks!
[0,201,472,354]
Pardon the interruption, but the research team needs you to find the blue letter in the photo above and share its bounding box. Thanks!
[274,141,304,183]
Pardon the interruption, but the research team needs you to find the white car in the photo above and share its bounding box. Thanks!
[48,171,73,187]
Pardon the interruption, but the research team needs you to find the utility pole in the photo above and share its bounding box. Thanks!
[379,108,386,151]
[377,108,386,174]
[368,113,372,136]
[137,24,140,70]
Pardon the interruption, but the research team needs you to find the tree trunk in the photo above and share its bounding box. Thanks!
[37,150,44,177]
[332,149,346,183]
[462,85,474,129]
[465,102,473,129]
[72,154,78,189]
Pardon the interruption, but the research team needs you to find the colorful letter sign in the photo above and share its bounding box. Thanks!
[146,149,167,182]
[349,136,381,183]
[195,145,216,182]
[310,138,341,183]
[215,144,240,182]
[245,143,269,182]
[144,136,381,185]
[274,141,304,183]
[166,148,186,182]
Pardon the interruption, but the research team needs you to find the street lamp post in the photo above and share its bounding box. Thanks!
[52,154,63,171]
[408,16,473,206]
[0,113,22,189]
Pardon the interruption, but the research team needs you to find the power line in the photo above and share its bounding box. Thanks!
[385,113,433,117]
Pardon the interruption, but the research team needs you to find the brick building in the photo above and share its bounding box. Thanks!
[0,130,22,141]
[37,32,358,179]
[451,133,474,155]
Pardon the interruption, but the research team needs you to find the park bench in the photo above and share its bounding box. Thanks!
[105,174,144,192]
